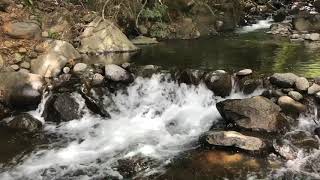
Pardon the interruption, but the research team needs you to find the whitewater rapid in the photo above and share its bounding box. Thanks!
[0,74,238,179]
[237,19,273,33]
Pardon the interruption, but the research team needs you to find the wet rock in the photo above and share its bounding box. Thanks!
[270,73,299,88]
[31,40,81,77]
[236,69,253,76]
[79,17,139,53]
[7,113,42,133]
[288,91,303,101]
[3,21,41,39]
[273,131,319,160]
[134,65,161,78]
[176,69,205,85]
[105,64,133,83]
[238,76,263,95]
[0,72,43,109]
[73,63,88,74]
[278,96,306,116]
[308,83,320,95]
[43,93,82,122]
[269,23,292,36]
[204,71,232,97]
[314,127,320,137]
[201,131,265,151]
[295,77,309,91]
[131,36,158,45]
[216,96,289,133]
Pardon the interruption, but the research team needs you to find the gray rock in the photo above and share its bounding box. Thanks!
[295,77,309,91]
[31,40,81,77]
[0,72,44,109]
[270,73,299,88]
[43,93,82,123]
[0,54,4,69]
[310,33,320,41]
[238,76,263,95]
[63,67,70,74]
[288,91,303,101]
[278,96,306,115]
[308,83,320,95]
[92,73,104,85]
[105,64,132,83]
[79,17,139,53]
[202,131,265,151]
[3,21,41,39]
[18,47,27,54]
[216,96,289,132]
[14,53,23,63]
[10,65,19,71]
[20,61,30,69]
[204,70,232,97]
[131,36,158,45]
[73,63,88,74]
[7,113,42,133]
[236,69,253,76]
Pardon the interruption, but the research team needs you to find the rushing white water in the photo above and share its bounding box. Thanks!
[1,74,258,180]
[237,19,273,33]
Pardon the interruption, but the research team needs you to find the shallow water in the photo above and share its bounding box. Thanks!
[133,31,320,78]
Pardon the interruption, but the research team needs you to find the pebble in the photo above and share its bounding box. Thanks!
[288,91,303,101]
[10,64,20,71]
[18,47,27,53]
[236,69,253,76]
[20,61,30,69]
[63,67,71,74]
[308,83,320,95]
[73,63,87,73]
[42,31,49,38]
[92,73,104,85]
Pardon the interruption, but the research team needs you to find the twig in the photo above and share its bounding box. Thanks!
[135,0,148,32]
[102,0,111,21]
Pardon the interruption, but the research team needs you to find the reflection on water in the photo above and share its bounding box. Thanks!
[132,31,320,78]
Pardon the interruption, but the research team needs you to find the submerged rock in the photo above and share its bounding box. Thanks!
[201,131,265,151]
[204,70,232,97]
[216,96,289,133]
[7,113,42,133]
[79,17,139,53]
[31,40,81,78]
[270,73,299,88]
[273,131,319,160]
[0,72,44,109]
[105,64,133,83]
[3,21,41,39]
[43,93,82,122]
[176,69,205,85]
[131,36,158,45]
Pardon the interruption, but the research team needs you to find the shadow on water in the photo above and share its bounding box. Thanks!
[132,31,320,77]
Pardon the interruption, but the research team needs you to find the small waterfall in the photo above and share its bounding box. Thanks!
[236,18,273,33]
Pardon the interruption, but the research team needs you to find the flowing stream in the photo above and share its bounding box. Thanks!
[1,20,320,179]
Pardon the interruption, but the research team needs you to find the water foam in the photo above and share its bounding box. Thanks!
[237,19,273,33]
[0,74,235,179]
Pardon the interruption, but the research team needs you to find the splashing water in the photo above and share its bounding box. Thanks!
[237,19,273,33]
[1,74,256,180]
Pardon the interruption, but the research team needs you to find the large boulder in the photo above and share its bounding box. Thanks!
[2,21,41,39]
[31,40,81,78]
[204,70,232,97]
[42,93,82,123]
[79,17,139,53]
[201,131,266,151]
[0,72,44,109]
[7,113,42,133]
[270,73,299,88]
[216,96,289,132]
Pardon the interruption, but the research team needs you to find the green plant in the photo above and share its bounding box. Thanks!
[149,22,170,39]
[48,31,61,39]
[141,2,168,22]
